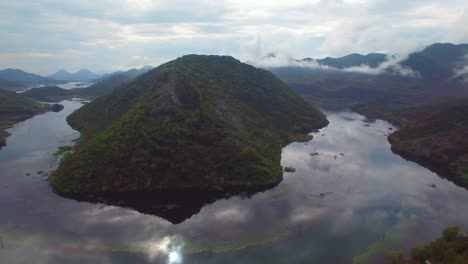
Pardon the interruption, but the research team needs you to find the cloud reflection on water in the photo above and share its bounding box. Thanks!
[0,108,468,263]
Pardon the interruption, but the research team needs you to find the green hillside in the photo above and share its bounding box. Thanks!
[388,99,468,189]
[50,55,328,194]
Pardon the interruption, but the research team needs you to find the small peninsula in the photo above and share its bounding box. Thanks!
[50,55,328,194]
[0,88,51,149]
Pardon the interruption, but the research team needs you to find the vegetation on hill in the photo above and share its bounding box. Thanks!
[386,226,468,264]
[0,88,50,148]
[50,55,328,194]
[74,73,131,97]
[355,99,468,189]
[387,99,468,189]
[22,86,71,102]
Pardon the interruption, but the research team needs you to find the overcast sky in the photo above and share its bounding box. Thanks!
[1,0,467,75]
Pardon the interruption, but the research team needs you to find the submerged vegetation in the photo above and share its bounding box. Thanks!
[53,146,73,157]
[50,55,328,194]
[353,229,404,264]
[386,226,468,264]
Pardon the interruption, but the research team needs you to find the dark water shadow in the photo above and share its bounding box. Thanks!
[54,184,279,224]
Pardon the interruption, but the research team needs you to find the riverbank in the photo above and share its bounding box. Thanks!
[354,100,468,189]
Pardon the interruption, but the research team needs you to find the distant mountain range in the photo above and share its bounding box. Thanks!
[22,66,154,101]
[253,52,389,69]
[48,69,101,81]
[0,68,60,91]
[98,65,153,80]
[0,66,154,92]
[303,53,388,69]
[262,43,468,111]
[256,43,468,83]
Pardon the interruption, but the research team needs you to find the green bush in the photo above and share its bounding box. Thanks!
[443,226,460,241]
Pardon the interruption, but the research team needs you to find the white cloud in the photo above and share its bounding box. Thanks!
[249,51,418,77]
[0,0,467,74]
[343,53,418,77]
[454,65,468,79]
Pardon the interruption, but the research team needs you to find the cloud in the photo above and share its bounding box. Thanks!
[454,65,468,82]
[342,53,418,77]
[249,51,418,77]
[0,1,468,74]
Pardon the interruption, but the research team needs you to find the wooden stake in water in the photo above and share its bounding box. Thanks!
[0,236,3,248]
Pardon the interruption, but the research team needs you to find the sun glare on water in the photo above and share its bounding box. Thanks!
[168,250,182,264]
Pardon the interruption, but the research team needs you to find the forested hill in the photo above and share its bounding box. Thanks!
[51,55,328,194]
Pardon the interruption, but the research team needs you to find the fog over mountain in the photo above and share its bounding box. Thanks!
[251,43,468,82]
[249,52,415,76]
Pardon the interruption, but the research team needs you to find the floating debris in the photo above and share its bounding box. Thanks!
[428,183,437,188]
[310,152,319,157]
[284,167,296,173]
[37,171,44,175]
[309,192,333,198]
[340,153,345,156]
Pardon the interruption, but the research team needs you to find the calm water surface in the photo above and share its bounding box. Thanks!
[0,100,467,263]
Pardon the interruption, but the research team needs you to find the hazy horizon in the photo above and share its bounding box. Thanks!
[1,0,468,75]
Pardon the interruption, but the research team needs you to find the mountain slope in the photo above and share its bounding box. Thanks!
[100,66,154,80]
[74,73,131,97]
[403,43,468,82]
[0,88,49,148]
[310,53,388,68]
[22,86,72,102]
[0,77,26,91]
[0,68,58,91]
[386,99,468,189]
[50,55,328,194]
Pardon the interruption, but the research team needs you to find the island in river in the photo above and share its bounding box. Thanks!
[50,55,328,195]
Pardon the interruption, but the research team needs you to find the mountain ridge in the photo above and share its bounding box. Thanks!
[0,68,60,91]
[49,69,100,81]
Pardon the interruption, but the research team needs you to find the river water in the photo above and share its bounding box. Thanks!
[0,100,467,264]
